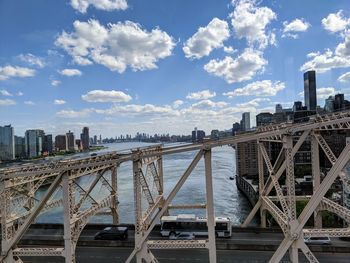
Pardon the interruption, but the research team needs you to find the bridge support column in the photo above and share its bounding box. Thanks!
[311,134,322,228]
[62,171,75,263]
[260,208,267,228]
[257,142,266,228]
[110,166,119,225]
[204,148,217,263]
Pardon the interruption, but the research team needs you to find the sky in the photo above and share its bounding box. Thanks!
[1,0,350,138]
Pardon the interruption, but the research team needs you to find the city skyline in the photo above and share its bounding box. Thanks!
[1,0,350,136]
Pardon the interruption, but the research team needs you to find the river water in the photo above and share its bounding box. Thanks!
[34,142,251,225]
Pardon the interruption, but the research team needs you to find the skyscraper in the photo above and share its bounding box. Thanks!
[275,104,283,113]
[304,70,317,111]
[14,136,25,158]
[324,96,334,112]
[25,129,45,158]
[55,135,67,151]
[0,125,15,161]
[241,112,250,131]
[80,127,90,150]
[66,131,75,151]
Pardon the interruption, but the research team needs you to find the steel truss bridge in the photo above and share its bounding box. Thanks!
[1,111,350,263]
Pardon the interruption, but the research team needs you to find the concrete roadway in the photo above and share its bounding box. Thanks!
[21,247,350,263]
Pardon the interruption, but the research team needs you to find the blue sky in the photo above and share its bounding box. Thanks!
[1,0,350,137]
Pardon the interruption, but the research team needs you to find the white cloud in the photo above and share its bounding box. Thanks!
[0,90,13,96]
[59,68,82,77]
[230,0,276,49]
[17,91,23,96]
[54,99,66,105]
[338,71,350,82]
[96,104,178,117]
[335,30,350,57]
[186,89,216,100]
[282,18,310,38]
[191,99,228,109]
[51,80,61,86]
[82,90,132,103]
[0,65,35,81]
[223,46,237,54]
[299,87,337,100]
[56,109,92,118]
[204,48,267,84]
[322,10,349,33]
[70,0,128,13]
[24,101,35,106]
[17,53,45,68]
[56,19,175,73]
[0,99,16,106]
[183,18,230,59]
[172,100,184,109]
[237,98,270,107]
[300,48,350,73]
[223,80,285,97]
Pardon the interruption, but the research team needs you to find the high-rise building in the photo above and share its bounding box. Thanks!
[256,112,273,127]
[0,125,15,161]
[293,101,303,112]
[191,127,205,142]
[93,135,97,145]
[304,70,317,111]
[241,112,250,131]
[75,139,82,151]
[334,93,345,112]
[324,96,334,112]
[275,104,283,113]
[80,127,89,150]
[232,122,241,135]
[55,135,67,151]
[25,129,44,158]
[66,131,75,151]
[43,134,53,154]
[14,136,25,158]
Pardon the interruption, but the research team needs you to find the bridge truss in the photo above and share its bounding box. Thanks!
[0,110,350,262]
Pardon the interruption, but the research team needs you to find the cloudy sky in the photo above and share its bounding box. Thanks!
[1,0,350,137]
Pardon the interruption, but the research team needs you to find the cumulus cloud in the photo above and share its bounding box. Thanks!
[24,101,35,106]
[17,53,45,68]
[17,91,24,96]
[172,100,184,109]
[0,65,35,81]
[56,19,175,73]
[338,71,350,82]
[335,30,350,57]
[51,80,61,86]
[183,18,230,59]
[56,109,93,118]
[282,18,310,38]
[299,87,337,100]
[191,99,228,109]
[223,46,237,54]
[186,89,216,100]
[230,0,276,49]
[223,80,285,97]
[0,90,13,96]
[54,99,66,105]
[0,99,16,106]
[81,90,132,103]
[300,48,350,73]
[237,98,270,107]
[70,0,128,13]
[95,104,178,117]
[322,10,349,33]
[204,48,267,84]
[59,68,82,77]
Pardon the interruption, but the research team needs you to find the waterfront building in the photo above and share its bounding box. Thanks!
[0,125,15,161]
[75,139,82,151]
[43,134,53,154]
[275,104,283,113]
[256,112,273,127]
[241,112,250,131]
[80,127,89,150]
[236,141,258,178]
[324,96,334,112]
[93,135,97,145]
[14,136,25,158]
[211,129,219,140]
[55,135,67,151]
[293,101,303,112]
[304,70,317,111]
[232,122,241,135]
[191,127,205,142]
[66,131,75,151]
[25,129,45,158]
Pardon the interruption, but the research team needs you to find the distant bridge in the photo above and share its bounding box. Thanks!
[1,110,350,262]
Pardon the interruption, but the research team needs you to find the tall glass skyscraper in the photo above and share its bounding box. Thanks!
[0,125,15,161]
[304,70,317,111]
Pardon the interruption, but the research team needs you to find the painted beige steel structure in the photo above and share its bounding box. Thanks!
[1,110,350,262]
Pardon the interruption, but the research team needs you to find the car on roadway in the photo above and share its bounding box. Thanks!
[94,226,128,240]
[304,236,331,245]
[169,232,195,240]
